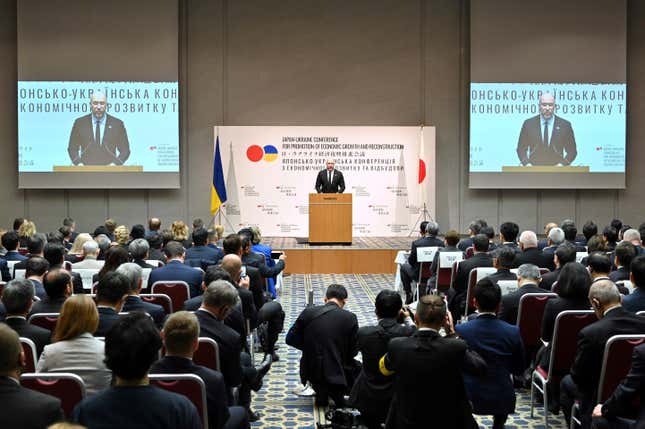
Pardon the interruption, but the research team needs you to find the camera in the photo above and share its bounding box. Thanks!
[316,408,362,429]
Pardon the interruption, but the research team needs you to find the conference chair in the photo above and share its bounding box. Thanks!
[149,374,208,429]
[19,337,37,372]
[28,312,59,332]
[20,372,86,419]
[436,252,463,292]
[463,267,497,318]
[194,337,220,372]
[140,293,173,314]
[414,246,439,300]
[616,280,634,294]
[570,334,645,428]
[516,293,557,364]
[530,310,597,429]
[6,260,20,279]
[73,268,100,291]
[497,280,519,296]
[146,259,165,267]
[151,281,190,313]
[14,269,26,280]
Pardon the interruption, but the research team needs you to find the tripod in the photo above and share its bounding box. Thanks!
[408,202,434,237]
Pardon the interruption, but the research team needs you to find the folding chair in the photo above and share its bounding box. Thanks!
[140,293,173,314]
[14,269,26,280]
[517,293,557,363]
[463,267,497,318]
[436,252,463,292]
[7,260,20,279]
[616,280,634,294]
[414,246,439,300]
[19,337,37,372]
[146,259,165,267]
[20,372,86,418]
[73,268,100,291]
[530,310,596,429]
[194,337,220,372]
[497,280,519,295]
[149,374,208,428]
[575,252,588,264]
[151,281,190,313]
[28,312,59,332]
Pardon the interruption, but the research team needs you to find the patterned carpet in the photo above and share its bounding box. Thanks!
[250,273,568,429]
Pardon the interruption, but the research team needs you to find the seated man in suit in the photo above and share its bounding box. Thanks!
[499,264,545,325]
[449,234,493,316]
[146,217,162,239]
[43,242,83,294]
[1,278,51,357]
[117,263,166,328]
[348,290,415,429]
[25,256,49,300]
[541,243,577,291]
[514,230,555,271]
[146,233,167,263]
[148,241,204,298]
[0,324,63,428]
[128,239,156,270]
[458,219,487,252]
[239,232,285,297]
[560,280,645,428]
[71,240,104,270]
[379,294,486,429]
[591,343,645,429]
[151,311,249,429]
[400,221,445,304]
[30,269,72,316]
[543,226,565,256]
[185,227,223,269]
[456,279,525,429]
[72,313,201,428]
[603,226,619,253]
[623,255,645,313]
[426,229,462,294]
[94,271,130,337]
[1,231,27,262]
[609,242,635,284]
[287,284,358,408]
[490,222,522,259]
[484,247,518,286]
[539,222,559,250]
[11,233,47,275]
[562,220,588,252]
[622,229,645,255]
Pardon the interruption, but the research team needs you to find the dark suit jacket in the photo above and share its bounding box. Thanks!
[458,237,474,252]
[609,267,630,283]
[600,343,645,425]
[407,236,444,276]
[242,265,265,313]
[195,309,242,388]
[484,268,517,285]
[453,253,494,295]
[0,376,64,429]
[513,247,555,271]
[68,113,130,165]
[0,258,9,282]
[623,288,645,313]
[151,356,230,429]
[382,330,483,429]
[540,297,591,343]
[287,302,358,387]
[540,267,561,291]
[499,283,547,325]
[236,286,258,332]
[29,296,66,316]
[517,114,577,166]
[4,316,51,357]
[315,169,345,193]
[185,245,223,267]
[571,306,645,396]
[243,251,284,279]
[148,248,166,263]
[455,314,525,415]
[122,295,166,327]
[148,260,204,298]
[490,242,522,260]
[2,251,27,261]
[29,279,46,300]
[183,299,247,349]
[95,306,120,337]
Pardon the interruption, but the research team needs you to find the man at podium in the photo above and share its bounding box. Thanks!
[315,159,345,193]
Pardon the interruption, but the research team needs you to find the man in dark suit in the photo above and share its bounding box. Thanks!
[591,343,645,429]
[315,159,345,193]
[380,294,486,429]
[623,256,645,313]
[44,242,83,294]
[148,241,204,298]
[400,221,445,304]
[94,272,129,337]
[609,242,635,283]
[450,234,493,316]
[29,269,71,317]
[490,222,522,260]
[186,228,224,269]
[560,280,645,428]
[1,231,27,262]
[11,233,47,275]
[1,279,51,357]
[348,290,415,429]
[239,232,285,292]
[128,238,156,270]
[67,90,130,166]
[0,324,63,428]
[484,247,518,285]
[539,223,559,250]
[541,244,577,291]
[499,264,546,325]
[516,92,577,166]
[562,220,588,252]
[25,256,49,300]
[514,230,556,270]
[426,229,462,293]
[151,311,249,429]
[543,226,565,256]
[117,263,166,328]
[456,279,526,429]
[287,284,358,407]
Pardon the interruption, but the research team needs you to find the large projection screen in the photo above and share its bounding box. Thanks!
[17,0,180,189]
[469,0,626,189]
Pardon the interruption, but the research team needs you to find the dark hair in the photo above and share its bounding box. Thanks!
[25,256,49,278]
[416,294,446,325]
[444,230,460,247]
[46,231,63,244]
[582,221,598,241]
[163,241,185,259]
[1,279,34,314]
[375,289,403,319]
[146,233,163,249]
[13,218,25,231]
[610,218,623,233]
[480,226,495,240]
[240,235,251,251]
[161,229,174,246]
[468,221,482,235]
[104,312,162,380]
[420,221,429,234]
[556,262,591,300]
[43,269,71,299]
[615,241,636,269]
[499,222,519,242]
[602,226,618,244]
[1,231,19,251]
[63,217,75,228]
[27,234,46,254]
[472,234,490,252]
[223,234,242,255]
[192,227,208,247]
[43,243,66,267]
[497,247,516,268]
[631,255,645,288]
[96,272,130,305]
[130,224,145,240]
[93,225,110,237]
[586,235,606,253]
[555,244,576,266]
[58,226,72,239]
[204,266,233,285]
[325,284,348,301]
[587,253,611,274]
[193,218,204,229]
[98,246,130,280]
[473,278,501,312]
[561,222,577,241]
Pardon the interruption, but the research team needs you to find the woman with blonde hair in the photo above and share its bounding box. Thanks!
[114,225,129,247]
[171,220,192,248]
[18,220,36,248]
[36,294,111,395]
[68,233,94,256]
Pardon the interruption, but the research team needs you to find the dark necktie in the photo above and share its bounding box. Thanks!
[95,121,101,146]
[328,170,332,184]
[543,121,549,147]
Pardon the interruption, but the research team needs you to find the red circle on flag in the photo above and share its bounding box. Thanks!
[247,145,264,162]
[418,159,426,184]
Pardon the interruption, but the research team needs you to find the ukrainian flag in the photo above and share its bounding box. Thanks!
[210,136,227,216]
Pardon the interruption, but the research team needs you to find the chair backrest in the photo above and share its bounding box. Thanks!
[141,268,152,288]
[140,293,173,314]
[576,252,588,263]
[7,260,20,279]
[18,247,29,255]
[73,268,100,291]
[149,374,208,428]
[439,251,464,269]
[475,267,497,282]
[146,259,165,267]
[194,337,220,372]
[547,310,597,380]
[437,253,463,291]
[616,280,634,294]
[416,246,439,263]
[151,281,190,313]
[20,372,86,418]
[516,293,557,350]
[598,335,645,403]
[14,269,26,280]
[19,337,37,372]
[463,267,497,316]
[637,310,645,317]
[497,280,519,295]
[464,247,475,259]
[28,312,59,332]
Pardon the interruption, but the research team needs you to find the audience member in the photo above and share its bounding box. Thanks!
[219,253,259,346]
[18,220,36,248]
[623,255,645,313]
[539,222,559,250]
[609,241,635,283]
[72,312,201,428]
[146,233,166,263]
[582,221,598,247]
[458,219,486,251]
[240,233,285,296]
[129,238,155,269]
[148,241,204,298]
[400,221,444,304]
[480,225,498,252]
[95,245,129,283]
[63,217,78,241]
[541,244,576,291]
[1,231,27,261]
[37,294,111,395]
[94,233,111,260]
[499,264,545,325]
[450,234,493,316]
[25,256,49,299]
[60,226,74,250]
[543,226,565,255]
[44,242,83,294]
[71,240,103,270]
[68,233,93,259]
[12,233,47,275]
[185,227,223,268]
[223,234,265,314]
[172,220,192,249]
[117,262,166,327]
[561,220,586,252]
[146,217,161,239]
[426,229,461,293]
[12,217,25,232]
[130,224,145,240]
[622,229,644,255]
[491,221,521,258]
[114,225,130,247]
[94,271,130,337]
[249,225,279,296]
[484,246,518,285]
[514,230,555,270]
[31,269,72,315]
[602,226,618,252]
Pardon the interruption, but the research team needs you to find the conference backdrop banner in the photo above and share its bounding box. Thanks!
[216,126,436,237]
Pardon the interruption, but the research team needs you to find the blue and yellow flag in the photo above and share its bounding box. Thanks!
[210,137,227,215]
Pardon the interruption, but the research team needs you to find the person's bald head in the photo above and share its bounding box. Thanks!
[90,90,107,119]
[539,92,555,119]
[221,254,242,281]
[519,230,538,249]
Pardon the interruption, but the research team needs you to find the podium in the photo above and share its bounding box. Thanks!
[309,193,352,244]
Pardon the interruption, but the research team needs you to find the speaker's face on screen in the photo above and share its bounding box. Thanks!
[538,93,555,119]
[90,93,107,119]
[326,159,335,171]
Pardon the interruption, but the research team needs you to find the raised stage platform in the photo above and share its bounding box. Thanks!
[263,236,410,274]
